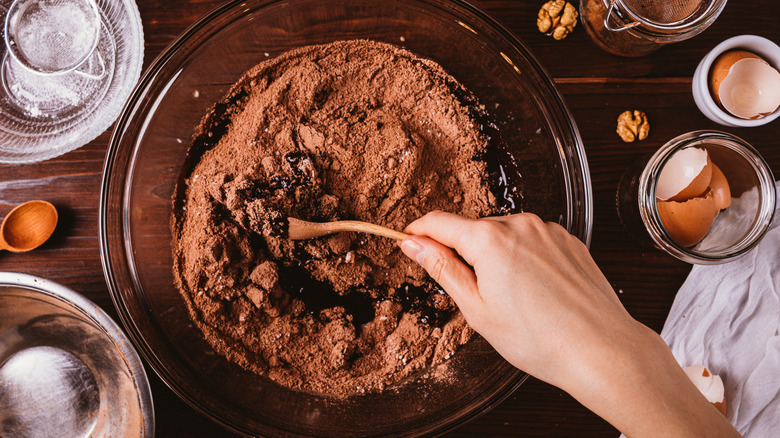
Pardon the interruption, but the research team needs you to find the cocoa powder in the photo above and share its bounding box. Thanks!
[172,40,499,397]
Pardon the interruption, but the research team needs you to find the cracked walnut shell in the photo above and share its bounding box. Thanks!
[616,110,650,142]
[537,0,578,40]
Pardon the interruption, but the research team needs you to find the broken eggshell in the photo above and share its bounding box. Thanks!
[709,163,732,210]
[656,147,712,202]
[683,364,727,416]
[710,51,780,119]
[709,50,762,101]
[654,147,732,247]
[657,190,720,247]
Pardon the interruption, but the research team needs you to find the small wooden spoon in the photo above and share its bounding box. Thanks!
[287,217,409,241]
[0,201,58,252]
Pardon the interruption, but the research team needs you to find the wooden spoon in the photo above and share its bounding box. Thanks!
[0,201,58,252]
[287,217,409,241]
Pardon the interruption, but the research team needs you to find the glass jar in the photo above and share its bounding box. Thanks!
[617,131,776,264]
[580,0,728,57]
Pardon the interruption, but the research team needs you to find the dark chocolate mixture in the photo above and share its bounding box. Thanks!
[172,40,514,397]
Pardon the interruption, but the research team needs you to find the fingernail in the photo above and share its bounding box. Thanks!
[400,239,426,265]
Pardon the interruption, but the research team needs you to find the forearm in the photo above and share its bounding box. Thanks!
[564,323,740,438]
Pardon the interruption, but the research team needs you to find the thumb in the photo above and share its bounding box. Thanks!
[399,235,481,310]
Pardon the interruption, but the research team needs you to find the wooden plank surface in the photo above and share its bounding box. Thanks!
[0,0,777,436]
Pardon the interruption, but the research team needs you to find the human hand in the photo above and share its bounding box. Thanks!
[399,211,636,389]
[400,211,740,438]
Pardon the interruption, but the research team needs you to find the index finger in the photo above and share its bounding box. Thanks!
[404,211,477,251]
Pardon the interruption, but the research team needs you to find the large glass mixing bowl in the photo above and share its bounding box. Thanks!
[100,0,592,436]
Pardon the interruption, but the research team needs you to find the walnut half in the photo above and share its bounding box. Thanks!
[616,110,650,142]
[537,0,578,40]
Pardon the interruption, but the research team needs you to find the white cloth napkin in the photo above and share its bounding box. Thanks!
[660,181,780,437]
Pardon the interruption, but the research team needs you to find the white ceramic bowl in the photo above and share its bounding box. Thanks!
[692,35,780,127]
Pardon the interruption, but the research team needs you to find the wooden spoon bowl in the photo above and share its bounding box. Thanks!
[0,201,58,252]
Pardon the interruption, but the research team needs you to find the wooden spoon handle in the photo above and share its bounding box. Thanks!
[287,218,409,241]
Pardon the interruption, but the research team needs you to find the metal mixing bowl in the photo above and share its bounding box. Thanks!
[100,0,592,436]
[0,272,154,437]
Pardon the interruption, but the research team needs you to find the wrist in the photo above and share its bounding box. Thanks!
[563,322,739,437]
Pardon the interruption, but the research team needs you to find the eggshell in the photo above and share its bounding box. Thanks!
[710,50,763,103]
[710,50,780,119]
[683,364,726,416]
[656,147,713,202]
[657,190,719,247]
[713,398,727,416]
[709,163,731,210]
[720,59,780,119]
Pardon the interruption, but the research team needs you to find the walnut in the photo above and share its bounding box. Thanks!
[537,1,578,40]
[616,110,650,142]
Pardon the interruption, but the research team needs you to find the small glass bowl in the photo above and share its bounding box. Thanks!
[618,130,776,264]
[0,0,143,163]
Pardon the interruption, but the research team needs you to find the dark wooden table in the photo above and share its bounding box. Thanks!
[1,1,777,436]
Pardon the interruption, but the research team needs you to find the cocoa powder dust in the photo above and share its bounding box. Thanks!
[172,40,503,398]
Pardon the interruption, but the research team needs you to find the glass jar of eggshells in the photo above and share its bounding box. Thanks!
[617,130,776,264]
